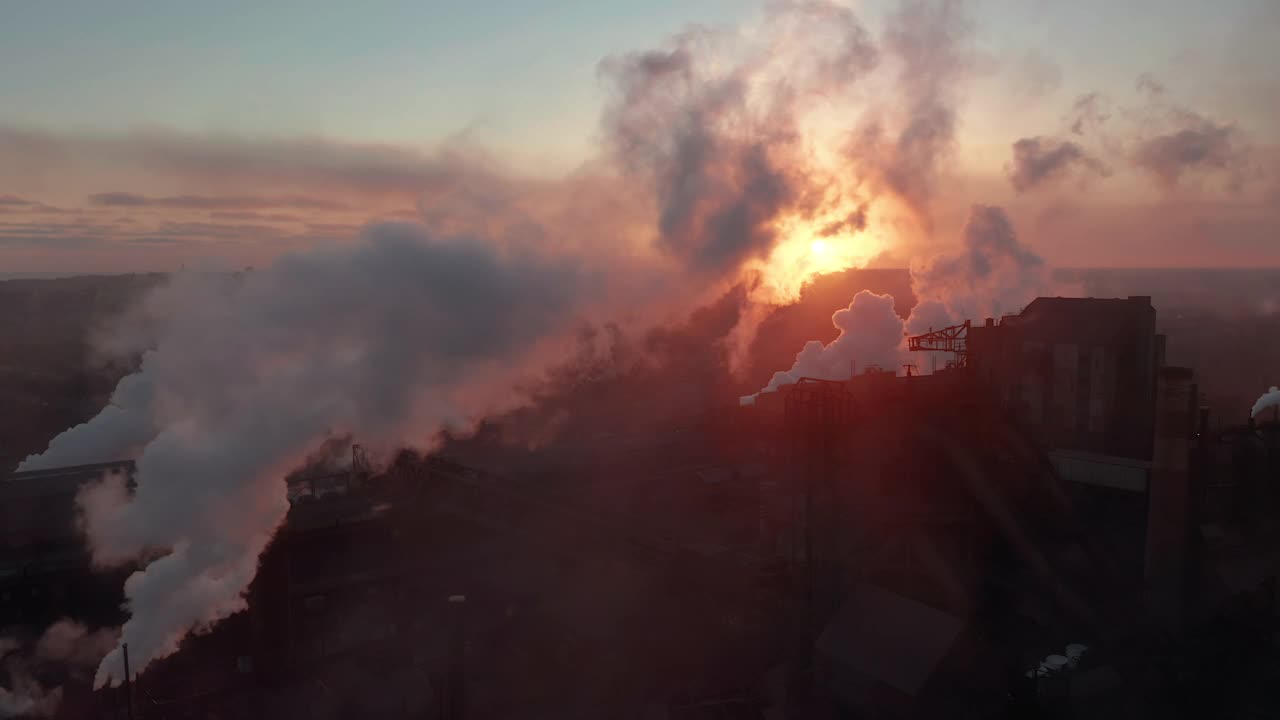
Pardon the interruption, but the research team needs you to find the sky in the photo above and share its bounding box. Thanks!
[1,0,1277,272]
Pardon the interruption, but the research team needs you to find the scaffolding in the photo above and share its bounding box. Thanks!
[908,320,970,369]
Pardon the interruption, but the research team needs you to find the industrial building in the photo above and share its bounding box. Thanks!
[2,295,1278,719]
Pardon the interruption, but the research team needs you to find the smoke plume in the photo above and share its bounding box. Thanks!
[25,225,604,686]
[850,0,973,220]
[0,621,117,718]
[18,0,987,686]
[743,289,906,402]
[1132,118,1248,191]
[908,205,1050,331]
[1253,386,1280,419]
[1007,137,1109,193]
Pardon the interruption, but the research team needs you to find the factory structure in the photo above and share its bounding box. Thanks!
[2,295,1279,718]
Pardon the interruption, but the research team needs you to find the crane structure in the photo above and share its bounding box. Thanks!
[907,320,970,370]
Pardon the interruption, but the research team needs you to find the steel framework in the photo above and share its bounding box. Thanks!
[907,320,970,369]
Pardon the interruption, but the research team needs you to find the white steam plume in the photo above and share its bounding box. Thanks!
[23,225,604,687]
[741,290,906,404]
[1253,386,1280,419]
[0,620,117,718]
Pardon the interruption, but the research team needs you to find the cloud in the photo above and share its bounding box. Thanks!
[88,192,348,211]
[0,194,35,206]
[0,235,102,250]
[1133,118,1249,190]
[599,41,799,274]
[1007,136,1109,192]
[208,211,303,223]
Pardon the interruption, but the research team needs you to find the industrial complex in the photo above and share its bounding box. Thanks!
[3,295,1279,719]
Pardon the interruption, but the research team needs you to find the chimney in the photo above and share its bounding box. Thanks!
[985,317,995,327]
[443,595,467,720]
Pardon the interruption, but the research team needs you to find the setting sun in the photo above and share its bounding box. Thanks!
[745,201,896,305]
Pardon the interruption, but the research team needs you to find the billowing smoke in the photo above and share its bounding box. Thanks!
[746,203,1053,399]
[19,0,987,687]
[24,225,605,686]
[850,0,973,219]
[599,40,798,275]
[1,621,117,718]
[1021,75,1258,197]
[1133,118,1248,191]
[743,289,906,403]
[1007,137,1109,193]
[597,0,883,282]
[1253,386,1280,419]
[908,205,1050,332]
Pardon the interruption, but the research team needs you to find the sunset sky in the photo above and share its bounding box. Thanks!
[2,0,1276,273]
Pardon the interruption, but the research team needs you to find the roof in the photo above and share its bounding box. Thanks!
[1009,296,1155,346]
[815,584,965,697]
[2,460,134,502]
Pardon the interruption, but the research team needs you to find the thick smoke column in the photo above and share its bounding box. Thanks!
[1253,386,1280,419]
[23,225,599,686]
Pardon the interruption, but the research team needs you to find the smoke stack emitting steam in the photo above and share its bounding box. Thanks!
[1253,386,1280,419]
[742,204,1055,403]
[16,0,1060,687]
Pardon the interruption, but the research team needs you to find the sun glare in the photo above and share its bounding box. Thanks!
[747,202,892,305]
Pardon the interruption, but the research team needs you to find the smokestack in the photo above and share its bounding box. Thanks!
[122,643,134,720]
[444,595,467,720]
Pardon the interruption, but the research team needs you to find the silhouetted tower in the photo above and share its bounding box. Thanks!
[441,595,467,720]
[782,378,852,704]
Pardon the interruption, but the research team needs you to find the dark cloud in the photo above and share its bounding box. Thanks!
[0,195,69,214]
[138,222,286,241]
[1132,119,1248,190]
[208,211,304,223]
[88,192,348,211]
[0,220,115,237]
[600,42,796,274]
[598,1,887,276]
[0,126,494,200]
[1007,136,1109,193]
[0,235,102,250]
